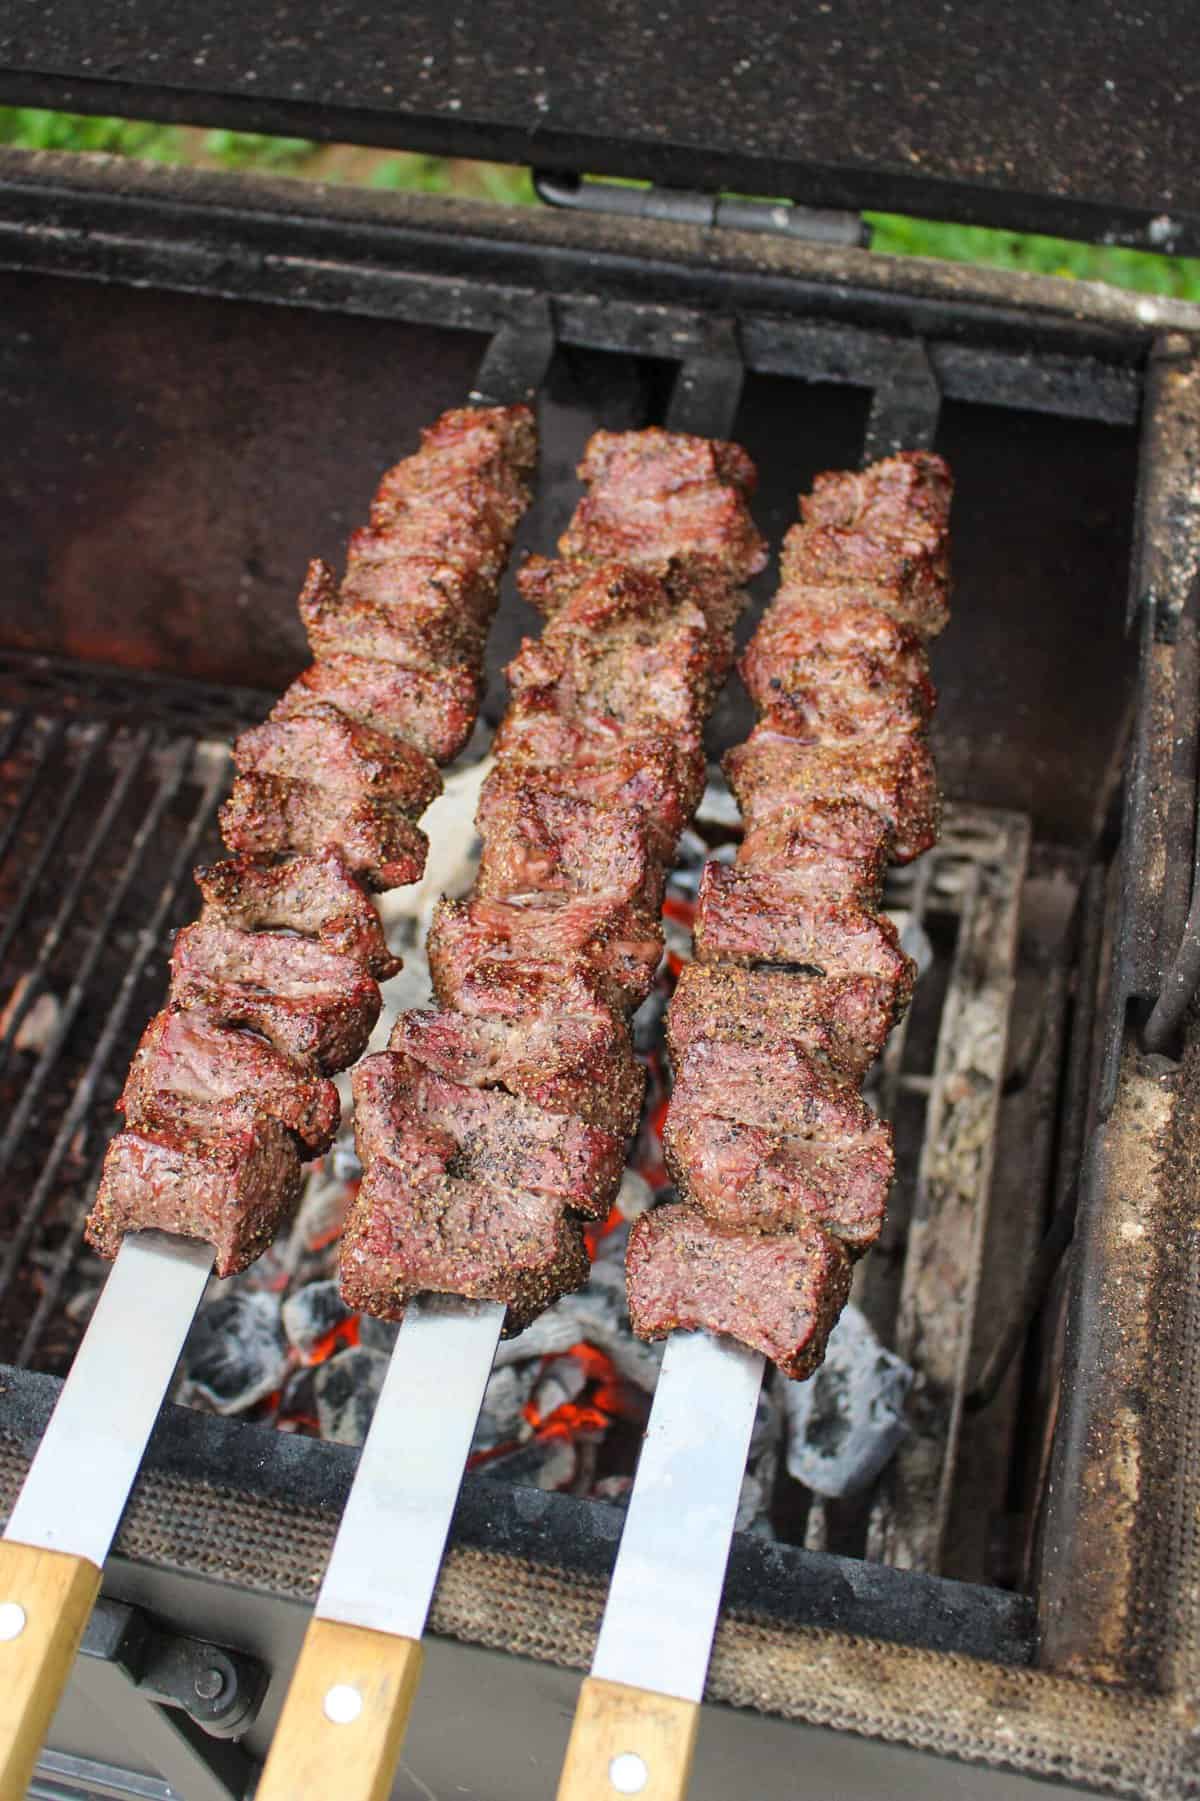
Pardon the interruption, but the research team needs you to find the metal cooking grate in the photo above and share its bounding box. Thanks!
[0,698,231,1369]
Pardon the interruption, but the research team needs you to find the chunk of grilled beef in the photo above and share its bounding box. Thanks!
[626,1205,851,1380]
[354,1052,623,1215]
[693,866,915,993]
[394,1006,645,1139]
[342,1056,590,1328]
[730,820,890,905]
[429,893,663,1016]
[800,452,952,542]
[273,656,480,765]
[195,851,400,980]
[170,924,380,1072]
[220,774,428,891]
[475,773,660,913]
[724,726,940,863]
[668,963,902,1081]
[664,1038,892,1252]
[299,556,489,670]
[562,429,767,582]
[87,1104,302,1277]
[739,598,935,741]
[491,710,706,844]
[779,473,950,639]
[235,704,442,815]
[372,404,536,505]
[519,551,744,639]
[120,1007,339,1155]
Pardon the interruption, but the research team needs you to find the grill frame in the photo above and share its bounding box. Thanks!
[0,146,1197,1796]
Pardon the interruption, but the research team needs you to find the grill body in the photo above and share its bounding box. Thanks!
[0,146,1196,1799]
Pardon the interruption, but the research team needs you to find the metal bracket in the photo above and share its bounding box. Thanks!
[665,318,746,440]
[469,297,557,409]
[862,340,942,464]
[72,1597,267,1801]
[533,169,867,249]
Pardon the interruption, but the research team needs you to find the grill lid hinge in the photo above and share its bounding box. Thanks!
[533,169,867,248]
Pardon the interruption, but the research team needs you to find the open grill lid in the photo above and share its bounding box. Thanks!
[0,1,1198,252]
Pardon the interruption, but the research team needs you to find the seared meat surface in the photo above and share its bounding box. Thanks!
[626,1206,851,1381]
[344,425,764,1325]
[644,450,952,1377]
[88,403,537,1270]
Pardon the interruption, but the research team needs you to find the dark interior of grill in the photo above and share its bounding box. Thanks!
[0,42,1198,1788]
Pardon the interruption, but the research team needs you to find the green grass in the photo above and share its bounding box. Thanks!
[2,105,1197,300]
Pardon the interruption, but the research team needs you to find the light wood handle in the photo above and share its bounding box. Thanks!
[0,1539,103,1800]
[257,1618,424,1801]
[557,1676,700,1801]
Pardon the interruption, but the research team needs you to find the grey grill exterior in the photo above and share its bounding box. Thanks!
[0,19,1198,1792]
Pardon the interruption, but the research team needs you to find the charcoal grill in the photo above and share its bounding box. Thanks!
[0,10,1199,1796]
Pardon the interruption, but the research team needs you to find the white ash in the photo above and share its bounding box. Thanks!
[783,1304,913,1498]
[314,1345,390,1445]
[481,1433,577,1493]
[475,1362,539,1454]
[282,1279,352,1358]
[694,774,742,830]
[377,755,489,932]
[493,1255,665,1393]
[886,910,934,981]
[179,1290,289,1415]
[615,1169,654,1225]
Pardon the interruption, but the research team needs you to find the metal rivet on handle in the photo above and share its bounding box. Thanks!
[323,1683,363,1724]
[0,1603,27,1641]
[609,1752,649,1795]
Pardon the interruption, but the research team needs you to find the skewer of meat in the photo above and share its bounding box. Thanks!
[342,428,767,1326]
[627,450,951,1376]
[85,405,537,1275]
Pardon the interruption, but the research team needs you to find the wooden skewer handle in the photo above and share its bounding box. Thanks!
[256,1618,424,1801]
[557,1676,701,1801]
[0,1539,103,1800]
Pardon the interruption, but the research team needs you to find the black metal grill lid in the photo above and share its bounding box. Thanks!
[1,1,1198,253]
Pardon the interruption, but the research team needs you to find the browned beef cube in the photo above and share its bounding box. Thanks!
[87,1108,301,1277]
[562,430,767,583]
[724,726,940,863]
[353,500,511,586]
[234,704,442,816]
[800,452,952,539]
[170,924,380,1072]
[505,561,730,739]
[740,598,935,741]
[220,774,428,891]
[734,819,890,905]
[693,865,915,990]
[273,656,480,765]
[353,1052,623,1216]
[668,963,903,1080]
[121,1008,339,1154]
[299,557,488,669]
[519,552,745,640]
[373,404,536,503]
[476,772,660,912]
[626,1205,851,1380]
[195,850,401,980]
[395,1006,644,1139]
[664,1038,893,1252]
[491,711,705,846]
[779,512,949,639]
[429,894,663,1015]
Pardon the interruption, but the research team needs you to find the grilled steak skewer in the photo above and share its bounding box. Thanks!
[631,450,952,1379]
[343,428,767,1328]
[87,405,537,1275]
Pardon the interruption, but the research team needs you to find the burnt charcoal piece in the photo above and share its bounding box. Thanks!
[300,556,488,669]
[183,1290,289,1414]
[724,726,940,863]
[396,1007,645,1139]
[120,1007,340,1155]
[354,1052,623,1218]
[428,894,663,1015]
[281,1278,354,1357]
[170,924,381,1072]
[476,772,661,912]
[314,1345,391,1445]
[693,866,915,995]
[87,1109,302,1277]
[234,704,442,817]
[626,1205,851,1380]
[664,1038,893,1252]
[221,772,429,890]
[273,655,481,766]
[195,850,401,980]
[668,963,901,1080]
